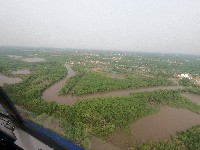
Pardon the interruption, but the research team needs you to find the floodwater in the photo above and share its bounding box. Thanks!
[42,64,76,105]
[107,132,133,150]
[77,86,183,101]
[131,106,200,144]
[0,74,22,86]
[91,137,120,150]
[42,64,183,105]
[101,106,200,149]
[181,93,200,105]
[41,65,200,149]
[22,57,46,62]
[12,69,31,75]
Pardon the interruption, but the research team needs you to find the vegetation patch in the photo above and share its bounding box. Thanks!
[179,78,194,87]
[60,71,173,96]
[5,62,67,99]
[184,87,200,95]
[59,72,85,95]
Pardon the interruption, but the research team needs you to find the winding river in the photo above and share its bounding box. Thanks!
[41,64,200,149]
[42,64,76,105]
[42,64,183,105]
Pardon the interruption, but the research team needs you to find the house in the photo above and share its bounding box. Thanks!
[178,74,192,79]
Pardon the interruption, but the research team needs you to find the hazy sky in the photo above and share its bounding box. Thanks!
[0,0,200,54]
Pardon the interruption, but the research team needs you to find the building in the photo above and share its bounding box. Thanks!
[178,74,192,79]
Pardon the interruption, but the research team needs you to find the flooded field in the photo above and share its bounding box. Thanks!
[181,93,200,105]
[131,106,200,144]
[12,69,31,75]
[0,74,22,86]
[22,57,46,62]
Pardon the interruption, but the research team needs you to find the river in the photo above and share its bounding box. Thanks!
[42,64,76,105]
[42,64,184,105]
[131,106,200,143]
[41,64,200,149]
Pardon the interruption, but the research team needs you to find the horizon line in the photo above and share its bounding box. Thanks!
[0,45,199,56]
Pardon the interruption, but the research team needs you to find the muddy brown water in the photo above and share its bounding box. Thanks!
[91,137,120,150]
[42,64,76,105]
[78,86,183,101]
[131,106,200,144]
[94,106,200,150]
[12,69,31,75]
[22,57,46,62]
[44,83,184,105]
[42,64,184,105]
[181,93,200,105]
[0,74,22,86]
